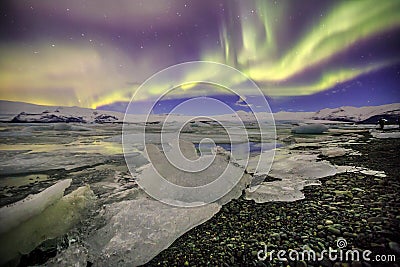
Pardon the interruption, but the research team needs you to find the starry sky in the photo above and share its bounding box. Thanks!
[0,0,399,112]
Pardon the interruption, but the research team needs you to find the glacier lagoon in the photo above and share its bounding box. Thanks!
[0,121,394,266]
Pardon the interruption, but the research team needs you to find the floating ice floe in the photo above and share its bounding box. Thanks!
[0,180,96,265]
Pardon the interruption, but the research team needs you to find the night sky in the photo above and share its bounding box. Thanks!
[0,0,399,112]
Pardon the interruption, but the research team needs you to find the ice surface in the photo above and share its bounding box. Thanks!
[46,244,88,267]
[245,130,387,204]
[135,140,249,206]
[268,151,336,180]
[291,124,328,134]
[0,151,111,175]
[245,148,336,203]
[0,184,95,265]
[87,198,220,266]
[245,179,321,203]
[336,165,387,177]
[2,101,398,265]
[22,123,92,131]
[237,149,274,175]
[320,147,361,158]
[0,124,126,175]
[0,179,72,234]
[370,130,400,139]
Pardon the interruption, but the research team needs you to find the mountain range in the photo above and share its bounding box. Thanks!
[0,100,399,124]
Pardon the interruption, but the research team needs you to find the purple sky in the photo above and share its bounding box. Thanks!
[0,0,399,112]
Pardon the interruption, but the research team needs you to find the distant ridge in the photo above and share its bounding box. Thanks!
[0,100,399,124]
[311,103,400,123]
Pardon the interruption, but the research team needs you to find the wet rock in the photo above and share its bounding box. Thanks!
[327,226,341,235]
[296,260,307,267]
[351,261,362,267]
[325,220,334,225]
[367,217,383,223]
[389,241,400,254]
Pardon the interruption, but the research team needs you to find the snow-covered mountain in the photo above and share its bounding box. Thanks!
[0,100,123,123]
[0,100,171,123]
[311,103,400,123]
[0,100,399,124]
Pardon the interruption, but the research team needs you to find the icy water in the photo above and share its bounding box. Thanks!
[0,123,125,207]
[0,122,390,266]
[0,121,277,207]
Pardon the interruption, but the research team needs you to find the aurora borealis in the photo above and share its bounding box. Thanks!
[0,0,399,111]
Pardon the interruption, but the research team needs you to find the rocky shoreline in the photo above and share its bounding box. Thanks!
[145,134,400,267]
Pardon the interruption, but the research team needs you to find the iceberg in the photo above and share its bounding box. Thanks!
[0,179,72,234]
[0,181,95,265]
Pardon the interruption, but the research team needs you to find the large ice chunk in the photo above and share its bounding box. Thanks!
[245,149,336,203]
[134,140,248,206]
[0,179,72,234]
[245,179,321,203]
[87,198,220,266]
[0,183,95,265]
[269,156,337,180]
